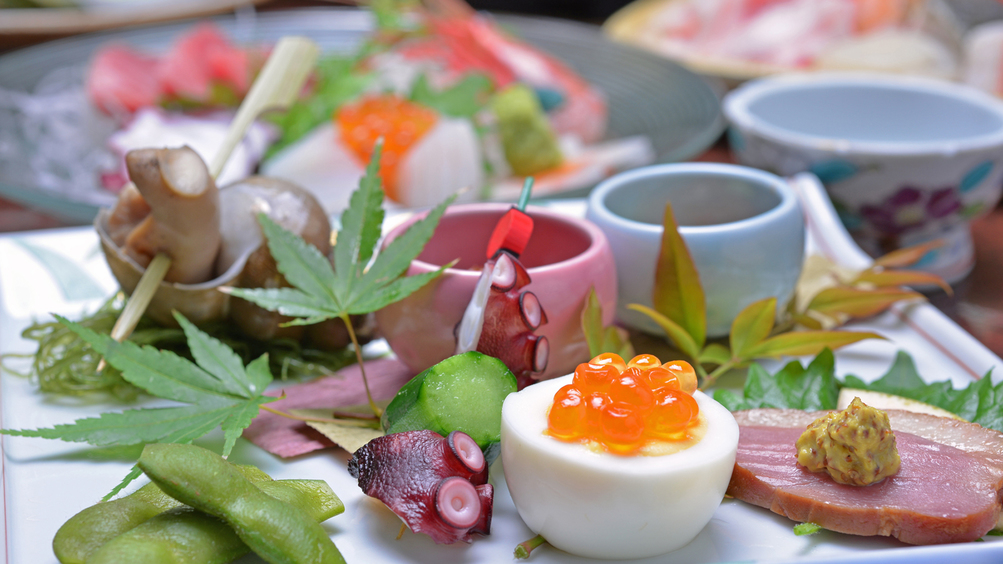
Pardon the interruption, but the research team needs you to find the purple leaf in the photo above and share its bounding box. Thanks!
[242,358,414,458]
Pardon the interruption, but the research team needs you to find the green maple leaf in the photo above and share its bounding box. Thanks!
[1,311,276,498]
[229,141,455,326]
[227,142,454,415]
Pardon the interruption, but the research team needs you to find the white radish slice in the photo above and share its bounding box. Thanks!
[454,260,495,355]
[533,336,550,373]
[490,253,516,291]
[396,117,484,208]
[260,122,366,214]
[520,291,543,329]
[448,431,485,474]
[435,477,481,529]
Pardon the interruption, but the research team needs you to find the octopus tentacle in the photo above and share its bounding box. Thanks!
[348,430,492,544]
[474,251,549,388]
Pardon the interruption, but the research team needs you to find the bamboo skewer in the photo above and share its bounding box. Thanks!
[106,253,171,345]
[208,36,318,178]
[99,36,320,369]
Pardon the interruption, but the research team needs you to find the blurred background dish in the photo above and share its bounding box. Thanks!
[962,19,1003,97]
[724,72,1003,283]
[604,0,964,85]
[948,0,1003,28]
[0,7,725,224]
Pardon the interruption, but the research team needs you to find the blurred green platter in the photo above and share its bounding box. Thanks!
[0,7,725,225]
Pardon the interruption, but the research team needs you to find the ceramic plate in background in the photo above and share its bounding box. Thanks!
[0,0,260,37]
[0,7,725,224]
[603,0,964,86]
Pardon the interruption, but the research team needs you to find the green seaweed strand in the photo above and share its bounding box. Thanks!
[1,295,357,401]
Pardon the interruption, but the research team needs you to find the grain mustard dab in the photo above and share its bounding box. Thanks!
[796,397,901,486]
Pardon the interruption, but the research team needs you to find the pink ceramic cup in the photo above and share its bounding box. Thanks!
[375,203,617,381]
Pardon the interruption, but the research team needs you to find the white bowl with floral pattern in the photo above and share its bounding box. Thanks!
[724,73,1003,283]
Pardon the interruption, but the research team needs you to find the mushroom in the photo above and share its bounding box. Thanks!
[109,146,221,283]
[97,148,365,349]
[97,146,230,326]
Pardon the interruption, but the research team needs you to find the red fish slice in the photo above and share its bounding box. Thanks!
[87,46,161,115]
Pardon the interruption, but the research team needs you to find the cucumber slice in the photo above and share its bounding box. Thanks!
[381,352,517,449]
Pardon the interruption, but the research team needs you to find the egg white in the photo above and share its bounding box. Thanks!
[500,374,739,560]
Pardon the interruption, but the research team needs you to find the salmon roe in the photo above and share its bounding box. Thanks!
[547,354,700,455]
[335,95,438,202]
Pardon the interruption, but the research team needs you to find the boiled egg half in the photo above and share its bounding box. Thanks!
[500,374,739,559]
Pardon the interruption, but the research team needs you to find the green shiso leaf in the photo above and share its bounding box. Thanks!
[717,348,1003,433]
[844,351,1003,432]
[714,349,839,411]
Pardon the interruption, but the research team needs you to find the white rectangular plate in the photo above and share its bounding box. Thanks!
[2,184,1002,563]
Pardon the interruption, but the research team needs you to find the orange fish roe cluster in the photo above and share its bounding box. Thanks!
[547,353,700,455]
[336,95,438,202]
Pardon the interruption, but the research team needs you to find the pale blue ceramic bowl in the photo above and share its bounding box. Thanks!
[586,163,804,337]
[725,73,1003,283]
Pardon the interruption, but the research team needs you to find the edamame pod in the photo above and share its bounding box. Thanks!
[86,479,344,564]
[53,465,271,564]
[138,443,345,564]
[87,507,242,564]
[258,479,344,522]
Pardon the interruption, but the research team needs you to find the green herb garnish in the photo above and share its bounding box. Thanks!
[793,523,823,536]
[370,0,421,32]
[1,312,277,499]
[843,351,1003,432]
[229,142,455,415]
[409,73,493,119]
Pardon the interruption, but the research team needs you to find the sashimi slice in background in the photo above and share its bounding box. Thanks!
[86,22,258,120]
[87,45,161,116]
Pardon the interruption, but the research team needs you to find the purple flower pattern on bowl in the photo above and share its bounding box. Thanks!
[859,186,963,236]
